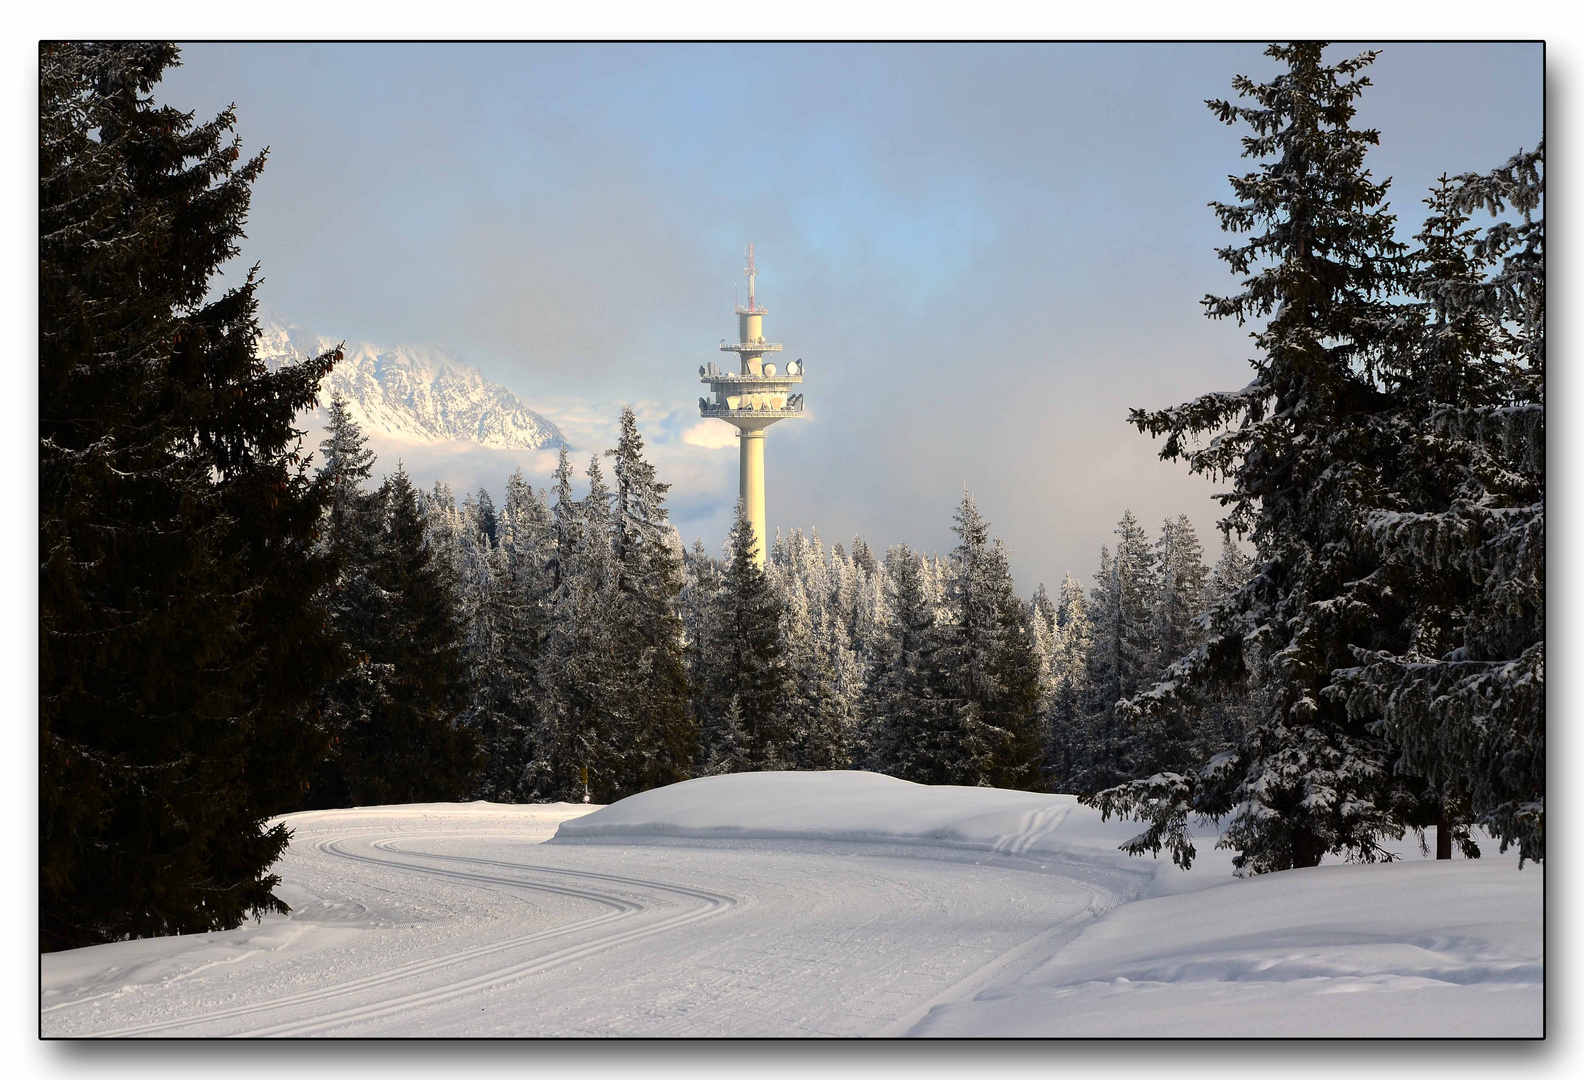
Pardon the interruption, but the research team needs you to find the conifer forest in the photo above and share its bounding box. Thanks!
[40,39,1543,956]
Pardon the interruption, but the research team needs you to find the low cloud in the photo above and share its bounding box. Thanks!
[298,397,739,539]
[681,421,739,450]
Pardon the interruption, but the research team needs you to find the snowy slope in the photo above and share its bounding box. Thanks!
[256,313,564,450]
[41,800,1118,1037]
[912,859,1542,1037]
[40,774,1543,1038]
[560,771,1544,1037]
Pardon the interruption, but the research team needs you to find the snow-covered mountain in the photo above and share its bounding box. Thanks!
[257,313,565,451]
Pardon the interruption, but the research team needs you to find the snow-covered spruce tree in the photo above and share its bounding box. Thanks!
[1043,574,1095,792]
[864,544,954,782]
[1088,44,1423,872]
[532,455,626,802]
[936,493,1044,790]
[829,539,886,668]
[769,529,856,771]
[795,607,860,771]
[699,502,795,771]
[458,470,552,803]
[1066,513,1158,793]
[571,455,622,801]
[1150,515,1209,676]
[1337,144,1545,862]
[472,486,499,547]
[703,695,754,776]
[605,407,696,796]
[851,537,879,578]
[39,43,342,949]
[1111,516,1218,783]
[435,486,501,794]
[1028,583,1062,715]
[808,531,874,768]
[526,448,583,800]
[681,538,724,769]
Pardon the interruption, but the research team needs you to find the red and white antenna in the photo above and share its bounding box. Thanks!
[744,242,758,311]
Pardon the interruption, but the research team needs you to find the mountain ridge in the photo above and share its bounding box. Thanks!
[257,313,566,451]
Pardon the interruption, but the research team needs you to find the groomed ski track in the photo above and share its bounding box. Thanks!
[83,835,740,1038]
[41,804,1130,1038]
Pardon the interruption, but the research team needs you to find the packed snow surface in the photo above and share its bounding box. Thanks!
[41,773,1541,1037]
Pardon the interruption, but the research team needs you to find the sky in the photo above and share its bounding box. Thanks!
[157,42,1543,595]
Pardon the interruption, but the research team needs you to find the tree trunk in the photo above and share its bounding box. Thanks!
[1292,826,1326,868]
[1436,805,1453,860]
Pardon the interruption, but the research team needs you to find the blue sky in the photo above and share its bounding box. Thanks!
[160,42,1543,593]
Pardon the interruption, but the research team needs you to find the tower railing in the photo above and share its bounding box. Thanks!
[698,400,805,418]
[699,371,802,383]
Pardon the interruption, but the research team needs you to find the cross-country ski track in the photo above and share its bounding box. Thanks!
[40,774,1542,1038]
[41,801,1133,1037]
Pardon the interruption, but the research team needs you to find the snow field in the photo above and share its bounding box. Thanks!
[913,859,1542,1037]
[41,798,1127,1036]
[559,771,1544,1036]
[40,772,1542,1037]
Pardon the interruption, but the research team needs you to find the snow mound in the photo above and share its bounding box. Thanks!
[553,771,1224,892]
[914,859,1543,1037]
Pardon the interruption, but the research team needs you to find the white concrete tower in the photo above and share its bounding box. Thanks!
[697,243,805,565]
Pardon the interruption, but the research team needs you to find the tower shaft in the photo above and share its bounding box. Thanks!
[739,430,767,563]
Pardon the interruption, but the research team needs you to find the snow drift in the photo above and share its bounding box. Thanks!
[914,858,1542,1037]
[556,770,1543,1037]
[556,770,1227,895]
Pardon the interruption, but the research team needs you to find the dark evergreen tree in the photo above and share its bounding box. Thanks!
[864,544,954,783]
[40,42,341,949]
[1106,515,1216,783]
[1090,44,1422,873]
[312,466,481,807]
[318,395,376,565]
[303,404,383,809]
[788,635,854,771]
[936,493,1044,790]
[1338,144,1545,862]
[472,486,499,547]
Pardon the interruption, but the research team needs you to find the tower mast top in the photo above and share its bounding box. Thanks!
[738,242,765,315]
